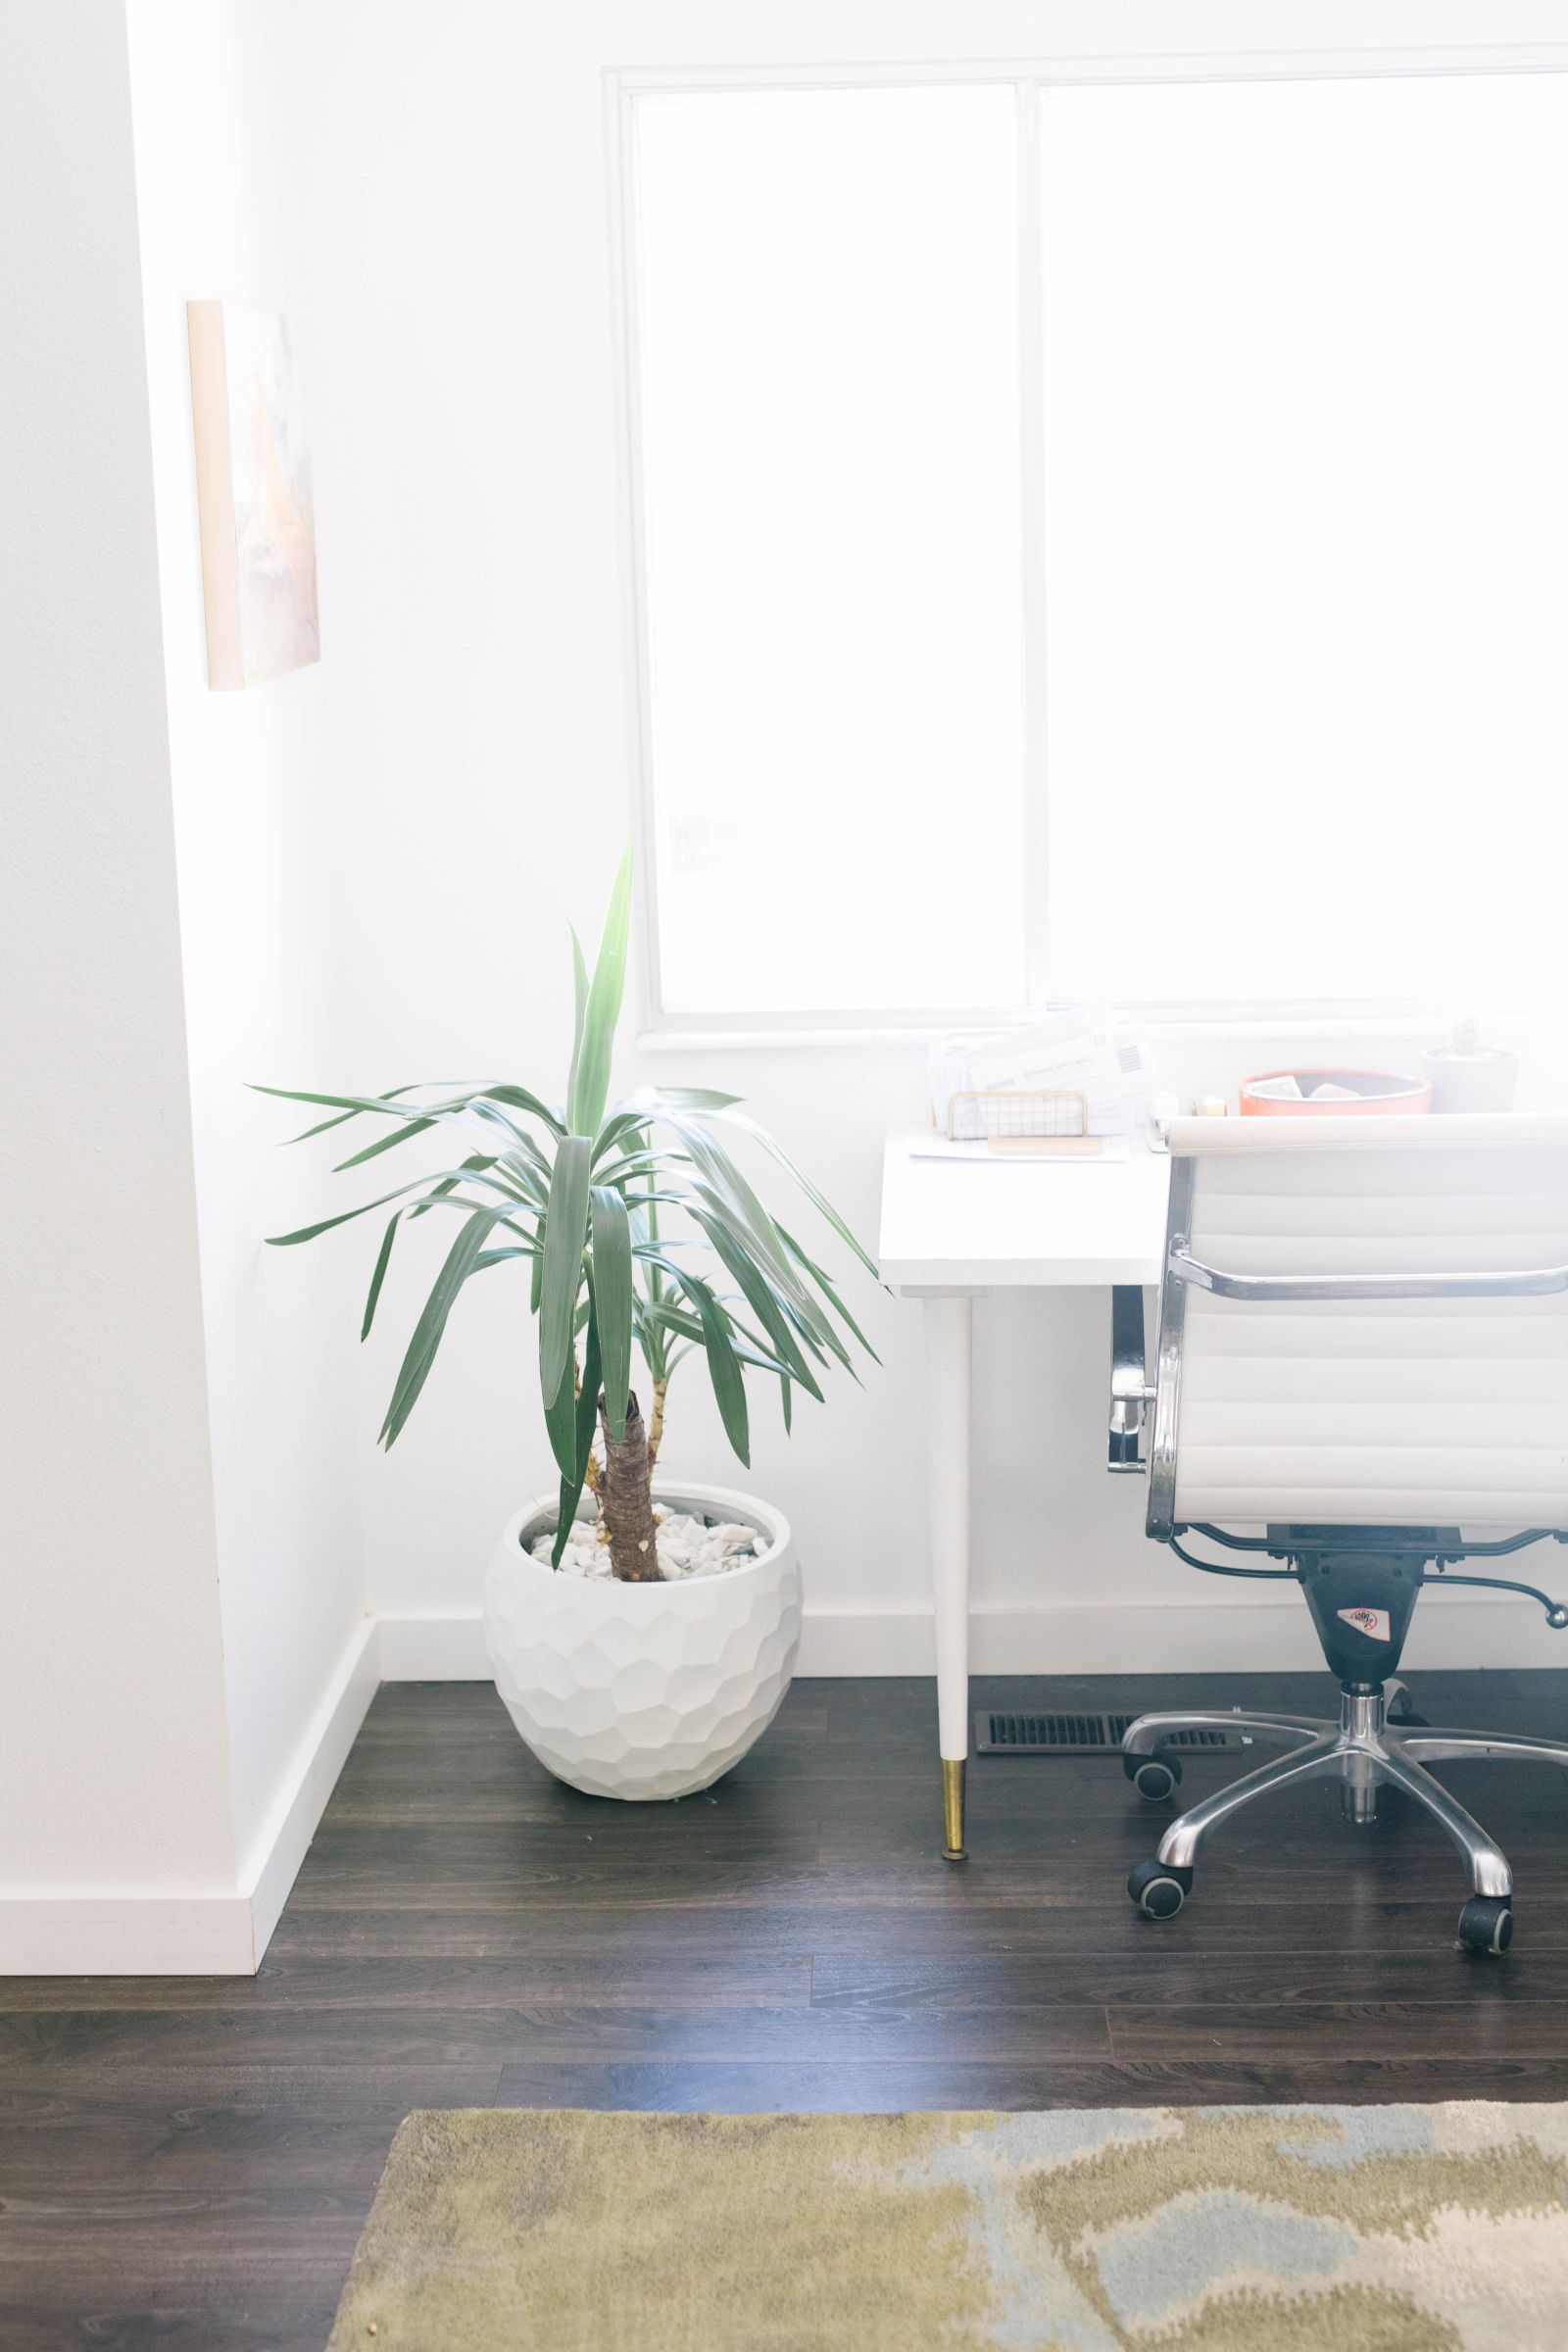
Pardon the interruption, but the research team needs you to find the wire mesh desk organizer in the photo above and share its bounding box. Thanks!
[946,1089,1102,1155]
[927,1010,1149,1160]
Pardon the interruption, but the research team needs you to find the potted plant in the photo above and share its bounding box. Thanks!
[259,849,877,1798]
[1420,1012,1520,1114]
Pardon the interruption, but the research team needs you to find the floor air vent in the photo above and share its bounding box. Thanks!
[975,1710,1248,1757]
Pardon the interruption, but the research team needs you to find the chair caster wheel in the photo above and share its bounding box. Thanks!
[1123,1752,1182,1803]
[1128,1858,1192,1919]
[1457,1895,1514,1955]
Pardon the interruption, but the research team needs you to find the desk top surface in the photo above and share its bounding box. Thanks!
[878,1127,1171,1293]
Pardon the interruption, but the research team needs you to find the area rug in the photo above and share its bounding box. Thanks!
[326,2103,1568,2350]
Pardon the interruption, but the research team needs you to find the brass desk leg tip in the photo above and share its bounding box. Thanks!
[941,1758,967,1863]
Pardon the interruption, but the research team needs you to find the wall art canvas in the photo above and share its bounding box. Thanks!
[187,300,319,689]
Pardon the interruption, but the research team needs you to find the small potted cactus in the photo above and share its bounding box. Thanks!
[1421,1013,1520,1113]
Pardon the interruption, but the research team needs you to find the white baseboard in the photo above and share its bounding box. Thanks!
[376,1594,1559,1681]
[242,1615,380,1959]
[0,1618,379,1979]
[8,1593,1553,1977]
[378,1611,491,1679]
[0,1890,259,1977]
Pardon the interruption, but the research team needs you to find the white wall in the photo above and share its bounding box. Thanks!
[265,0,1568,1680]
[2,0,382,1975]
[0,1,241,1962]
[123,0,376,1917]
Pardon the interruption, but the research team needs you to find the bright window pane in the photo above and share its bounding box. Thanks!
[1041,74,1568,1004]
[635,87,1027,1014]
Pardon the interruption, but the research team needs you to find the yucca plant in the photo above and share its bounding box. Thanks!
[259,849,877,1579]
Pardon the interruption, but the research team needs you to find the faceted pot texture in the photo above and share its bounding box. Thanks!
[483,1484,802,1800]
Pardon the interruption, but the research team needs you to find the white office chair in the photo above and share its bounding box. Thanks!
[1109,1112,1568,1954]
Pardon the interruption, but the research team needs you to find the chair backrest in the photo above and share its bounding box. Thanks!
[1151,1113,1568,1538]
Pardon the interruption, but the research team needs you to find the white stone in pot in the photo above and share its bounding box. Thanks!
[483,1482,802,1800]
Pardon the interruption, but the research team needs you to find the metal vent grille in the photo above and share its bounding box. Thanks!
[975,1710,1247,1757]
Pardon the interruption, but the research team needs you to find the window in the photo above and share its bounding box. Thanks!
[621,67,1568,1024]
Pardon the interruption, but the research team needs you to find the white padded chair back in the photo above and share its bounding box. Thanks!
[1161,1114,1568,1532]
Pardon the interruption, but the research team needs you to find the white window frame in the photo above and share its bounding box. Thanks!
[608,43,1568,1045]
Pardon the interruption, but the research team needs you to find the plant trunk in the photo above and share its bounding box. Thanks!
[646,1379,668,1470]
[598,1389,662,1580]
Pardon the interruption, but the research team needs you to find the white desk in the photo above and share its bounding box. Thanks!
[879,1128,1171,1859]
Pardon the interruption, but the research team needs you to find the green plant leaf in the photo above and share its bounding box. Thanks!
[710,1107,880,1276]
[686,1175,831,1335]
[543,1298,601,1514]
[609,1085,740,1122]
[641,1296,787,1379]
[671,1269,751,1468]
[381,1204,509,1446]
[642,1086,743,1112]
[633,1298,704,1342]
[285,1080,426,1144]
[328,1096,531,1185]
[588,1184,634,1442]
[543,1325,581,1481]
[253,1083,460,1120]
[778,1221,881,1361]
[459,1100,535,1152]
[408,1152,499,1222]
[592,1108,649,1165]
[474,1084,567,1139]
[362,1214,400,1341]
[593,1149,688,1190]
[258,1080,565,1152]
[333,1115,440,1171]
[777,1290,842,1373]
[691,1205,824,1401]
[539,1136,592,1408]
[614,1091,875,1362]
[269,1195,406,1249]
[491,1151,548,1211]
[567,845,633,1139]
[649,1113,818,1319]
[549,1303,603,1566]
[500,1132,554,1190]
[564,929,590,1128]
[289,1104,367,1142]
[267,1161,521,1247]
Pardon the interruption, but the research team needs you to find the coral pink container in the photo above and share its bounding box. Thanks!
[1240,1068,1433,1117]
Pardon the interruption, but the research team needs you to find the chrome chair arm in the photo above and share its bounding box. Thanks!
[1108,1283,1153,1474]
[1167,1248,1568,1304]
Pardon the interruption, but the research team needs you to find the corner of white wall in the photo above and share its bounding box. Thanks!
[0,1619,379,1976]
[1,0,248,1973]
[243,1616,380,1956]
[122,0,377,1960]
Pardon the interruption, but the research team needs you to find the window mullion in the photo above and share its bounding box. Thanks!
[1015,79,1053,1011]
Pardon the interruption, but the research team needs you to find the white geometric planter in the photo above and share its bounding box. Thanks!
[482,1482,802,1800]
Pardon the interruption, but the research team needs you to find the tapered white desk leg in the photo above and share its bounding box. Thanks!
[923,1293,973,1861]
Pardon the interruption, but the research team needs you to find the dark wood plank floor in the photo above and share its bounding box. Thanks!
[7,1667,1568,2349]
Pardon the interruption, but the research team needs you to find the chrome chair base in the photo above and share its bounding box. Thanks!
[1122,1689,1568,1951]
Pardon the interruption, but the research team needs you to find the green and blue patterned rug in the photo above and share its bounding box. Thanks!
[327,2103,1568,2349]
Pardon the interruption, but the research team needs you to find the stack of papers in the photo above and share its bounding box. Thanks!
[928,1008,1150,1143]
